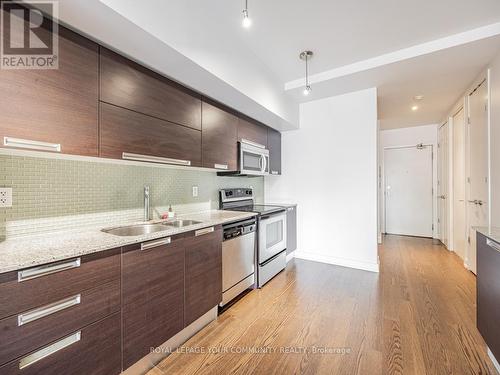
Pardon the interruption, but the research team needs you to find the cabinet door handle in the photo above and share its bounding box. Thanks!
[487,239,500,253]
[195,227,214,237]
[214,163,228,170]
[19,331,81,370]
[141,237,171,251]
[287,207,293,212]
[18,294,81,326]
[18,258,81,282]
[271,170,279,175]
[4,137,61,152]
[122,152,191,166]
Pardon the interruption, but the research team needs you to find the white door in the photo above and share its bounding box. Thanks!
[385,145,433,237]
[452,108,467,260]
[467,80,489,274]
[438,123,449,247]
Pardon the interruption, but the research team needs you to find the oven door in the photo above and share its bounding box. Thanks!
[240,140,269,176]
[258,212,287,264]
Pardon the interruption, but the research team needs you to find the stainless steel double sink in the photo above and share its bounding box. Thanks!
[102,220,202,237]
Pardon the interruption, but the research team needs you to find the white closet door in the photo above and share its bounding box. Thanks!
[453,108,466,260]
[385,146,433,237]
[438,123,449,247]
[467,80,489,274]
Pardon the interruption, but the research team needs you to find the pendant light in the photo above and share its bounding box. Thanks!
[242,0,252,28]
[300,51,313,96]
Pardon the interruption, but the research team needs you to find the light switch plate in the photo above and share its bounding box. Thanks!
[192,186,199,197]
[0,187,12,207]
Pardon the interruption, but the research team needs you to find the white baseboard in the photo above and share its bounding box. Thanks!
[286,251,295,263]
[294,251,379,273]
[488,348,500,374]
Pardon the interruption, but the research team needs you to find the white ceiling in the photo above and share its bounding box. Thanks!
[58,0,500,130]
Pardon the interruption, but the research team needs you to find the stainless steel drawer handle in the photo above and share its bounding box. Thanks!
[18,294,81,326]
[487,239,500,253]
[18,258,81,282]
[4,137,61,152]
[141,237,171,251]
[19,331,81,370]
[271,170,279,175]
[195,227,214,237]
[122,152,191,166]
[214,163,228,170]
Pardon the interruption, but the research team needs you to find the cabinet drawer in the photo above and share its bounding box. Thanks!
[0,313,121,375]
[0,249,120,320]
[0,279,120,366]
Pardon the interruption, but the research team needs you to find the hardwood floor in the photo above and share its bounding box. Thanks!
[148,235,497,375]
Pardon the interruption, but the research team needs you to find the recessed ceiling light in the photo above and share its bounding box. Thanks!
[412,105,418,111]
[414,95,424,101]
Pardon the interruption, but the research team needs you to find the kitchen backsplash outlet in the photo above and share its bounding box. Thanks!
[0,155,264,240]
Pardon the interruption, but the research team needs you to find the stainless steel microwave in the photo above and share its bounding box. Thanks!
[218,139,269,176]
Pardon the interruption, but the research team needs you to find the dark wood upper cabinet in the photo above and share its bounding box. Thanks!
[122,236,185,370]
[100,48,201,131]
[184,227,222,326]
[267,128,282,175]
[0,25,98,156]
[201,101,238,170]
[238,118,268,147]
[100,102,202,167]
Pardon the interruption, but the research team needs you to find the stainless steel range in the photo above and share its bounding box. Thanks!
[220,188,287,288]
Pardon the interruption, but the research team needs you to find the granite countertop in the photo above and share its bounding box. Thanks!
[475,226,500,244]
[0,210,257,274]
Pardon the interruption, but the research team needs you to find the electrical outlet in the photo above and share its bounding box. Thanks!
[192,186,199,197]
[0,188,12,207]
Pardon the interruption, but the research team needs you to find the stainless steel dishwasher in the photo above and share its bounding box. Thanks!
[220,217,256,307]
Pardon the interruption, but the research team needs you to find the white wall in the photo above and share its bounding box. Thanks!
[490,51,500,227]
[379,124,439,238]
[265,88,379,272]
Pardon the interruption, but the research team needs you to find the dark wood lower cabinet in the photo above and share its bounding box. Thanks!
[0,280,120,366]
[0,228,224,373]
[477,232,500,362]
[0,313,121,375]
[184,227,223,326]
[0,249,121,321]
[122,236,185,370]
